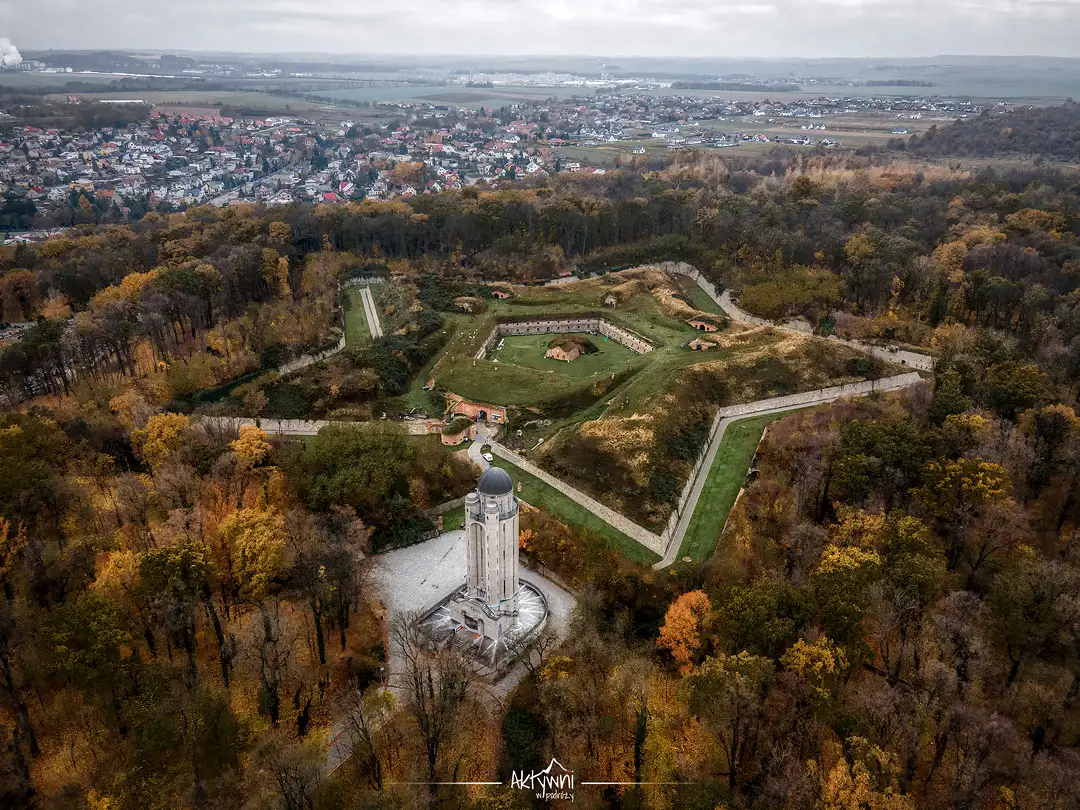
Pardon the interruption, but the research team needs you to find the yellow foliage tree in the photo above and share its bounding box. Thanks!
[813,739,914,810]
[131,412,191,468]
[657,590,711,673]
[230,425,271,467]
[830,508,887,551]
[915,458,1010,519]
[931,240,968,283]
[218,507,289,602]
[781,636,848,701]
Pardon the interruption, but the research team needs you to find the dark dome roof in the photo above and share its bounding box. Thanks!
[477,467,513,496]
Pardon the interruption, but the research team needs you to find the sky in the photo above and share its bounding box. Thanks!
[3,0,1080,58]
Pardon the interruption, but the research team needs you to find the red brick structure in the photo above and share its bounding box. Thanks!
[445,392,508,424]
[545,344,582,362]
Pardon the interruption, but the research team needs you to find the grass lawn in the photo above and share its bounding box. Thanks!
[429,273,758,409]
[678,412,793,563]
[489,333,639,376]
[438,504,466,532]
[342,286,374,348]
[489,455,661,566]
[679,283,722,315]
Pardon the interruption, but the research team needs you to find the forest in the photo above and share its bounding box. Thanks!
[884,100,1080,163]
[0,141,1078,808]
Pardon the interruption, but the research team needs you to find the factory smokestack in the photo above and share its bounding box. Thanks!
[0,39,22,69]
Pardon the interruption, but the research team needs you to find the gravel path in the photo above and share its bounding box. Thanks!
[359,285,383,339]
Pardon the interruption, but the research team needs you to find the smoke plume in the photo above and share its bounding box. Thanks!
[0,39,22,69]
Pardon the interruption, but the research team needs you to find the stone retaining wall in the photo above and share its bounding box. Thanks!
[715,372,923,419]
[475,317,653,360]
[196,415,435,437]
[655,371,925,550]
[489,443,667,557]
[277,335,346,376]
[341,276,387,289]
[423,496,467,516]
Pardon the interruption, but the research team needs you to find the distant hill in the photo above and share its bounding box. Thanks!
[893,100,1080,163]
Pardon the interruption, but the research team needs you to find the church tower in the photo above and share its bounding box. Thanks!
[450,467,520,645]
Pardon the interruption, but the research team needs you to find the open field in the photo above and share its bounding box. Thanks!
[309,84,591,108]
[44,89,328,113]
[489,455,660,565]
[678,412,795,563]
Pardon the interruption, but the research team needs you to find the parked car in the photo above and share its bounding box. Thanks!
[482,452,494,462]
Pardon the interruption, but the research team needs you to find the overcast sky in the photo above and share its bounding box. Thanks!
[3,0,1080,58]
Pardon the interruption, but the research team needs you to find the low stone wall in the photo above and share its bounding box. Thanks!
[196,415,435,437]
[423,496,467,516]
[277,335,346,377]
[475,317,653,360]
[490,442,667,557]
[658,407,724,543]
[341,276,386,289]
[715,372,923,419]
[655,371,925,551]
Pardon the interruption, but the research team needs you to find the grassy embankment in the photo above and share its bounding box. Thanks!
[678,411,797,563]
[490,456,661,566]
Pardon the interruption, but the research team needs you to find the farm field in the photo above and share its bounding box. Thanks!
[45,89,328,113]
[309,84,591,108]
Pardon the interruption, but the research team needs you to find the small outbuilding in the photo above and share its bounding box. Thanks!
[546,344,582,362]
[688,337,716,351]
[687,316,721,332]
[544,334,597,363]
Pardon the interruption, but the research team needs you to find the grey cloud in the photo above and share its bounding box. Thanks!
[4,0,1080,56]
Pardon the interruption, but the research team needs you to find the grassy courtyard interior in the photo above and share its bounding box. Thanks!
[428,267,750,410]
[488,332,639,376]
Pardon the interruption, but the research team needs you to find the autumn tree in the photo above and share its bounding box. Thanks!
[685,652,774,792]
[657,590,711,673]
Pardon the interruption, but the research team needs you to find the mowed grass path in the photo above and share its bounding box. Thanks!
[342,286,373,347]
[680,413,789,563]
[489,456,661,566]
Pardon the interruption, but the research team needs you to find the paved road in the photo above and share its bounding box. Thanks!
[358,286,384,339]
[468,423,494,470]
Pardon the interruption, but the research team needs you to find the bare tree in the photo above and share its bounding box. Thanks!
[503,624,559,680]
[392,614,474,807]
[343,687,397,789]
